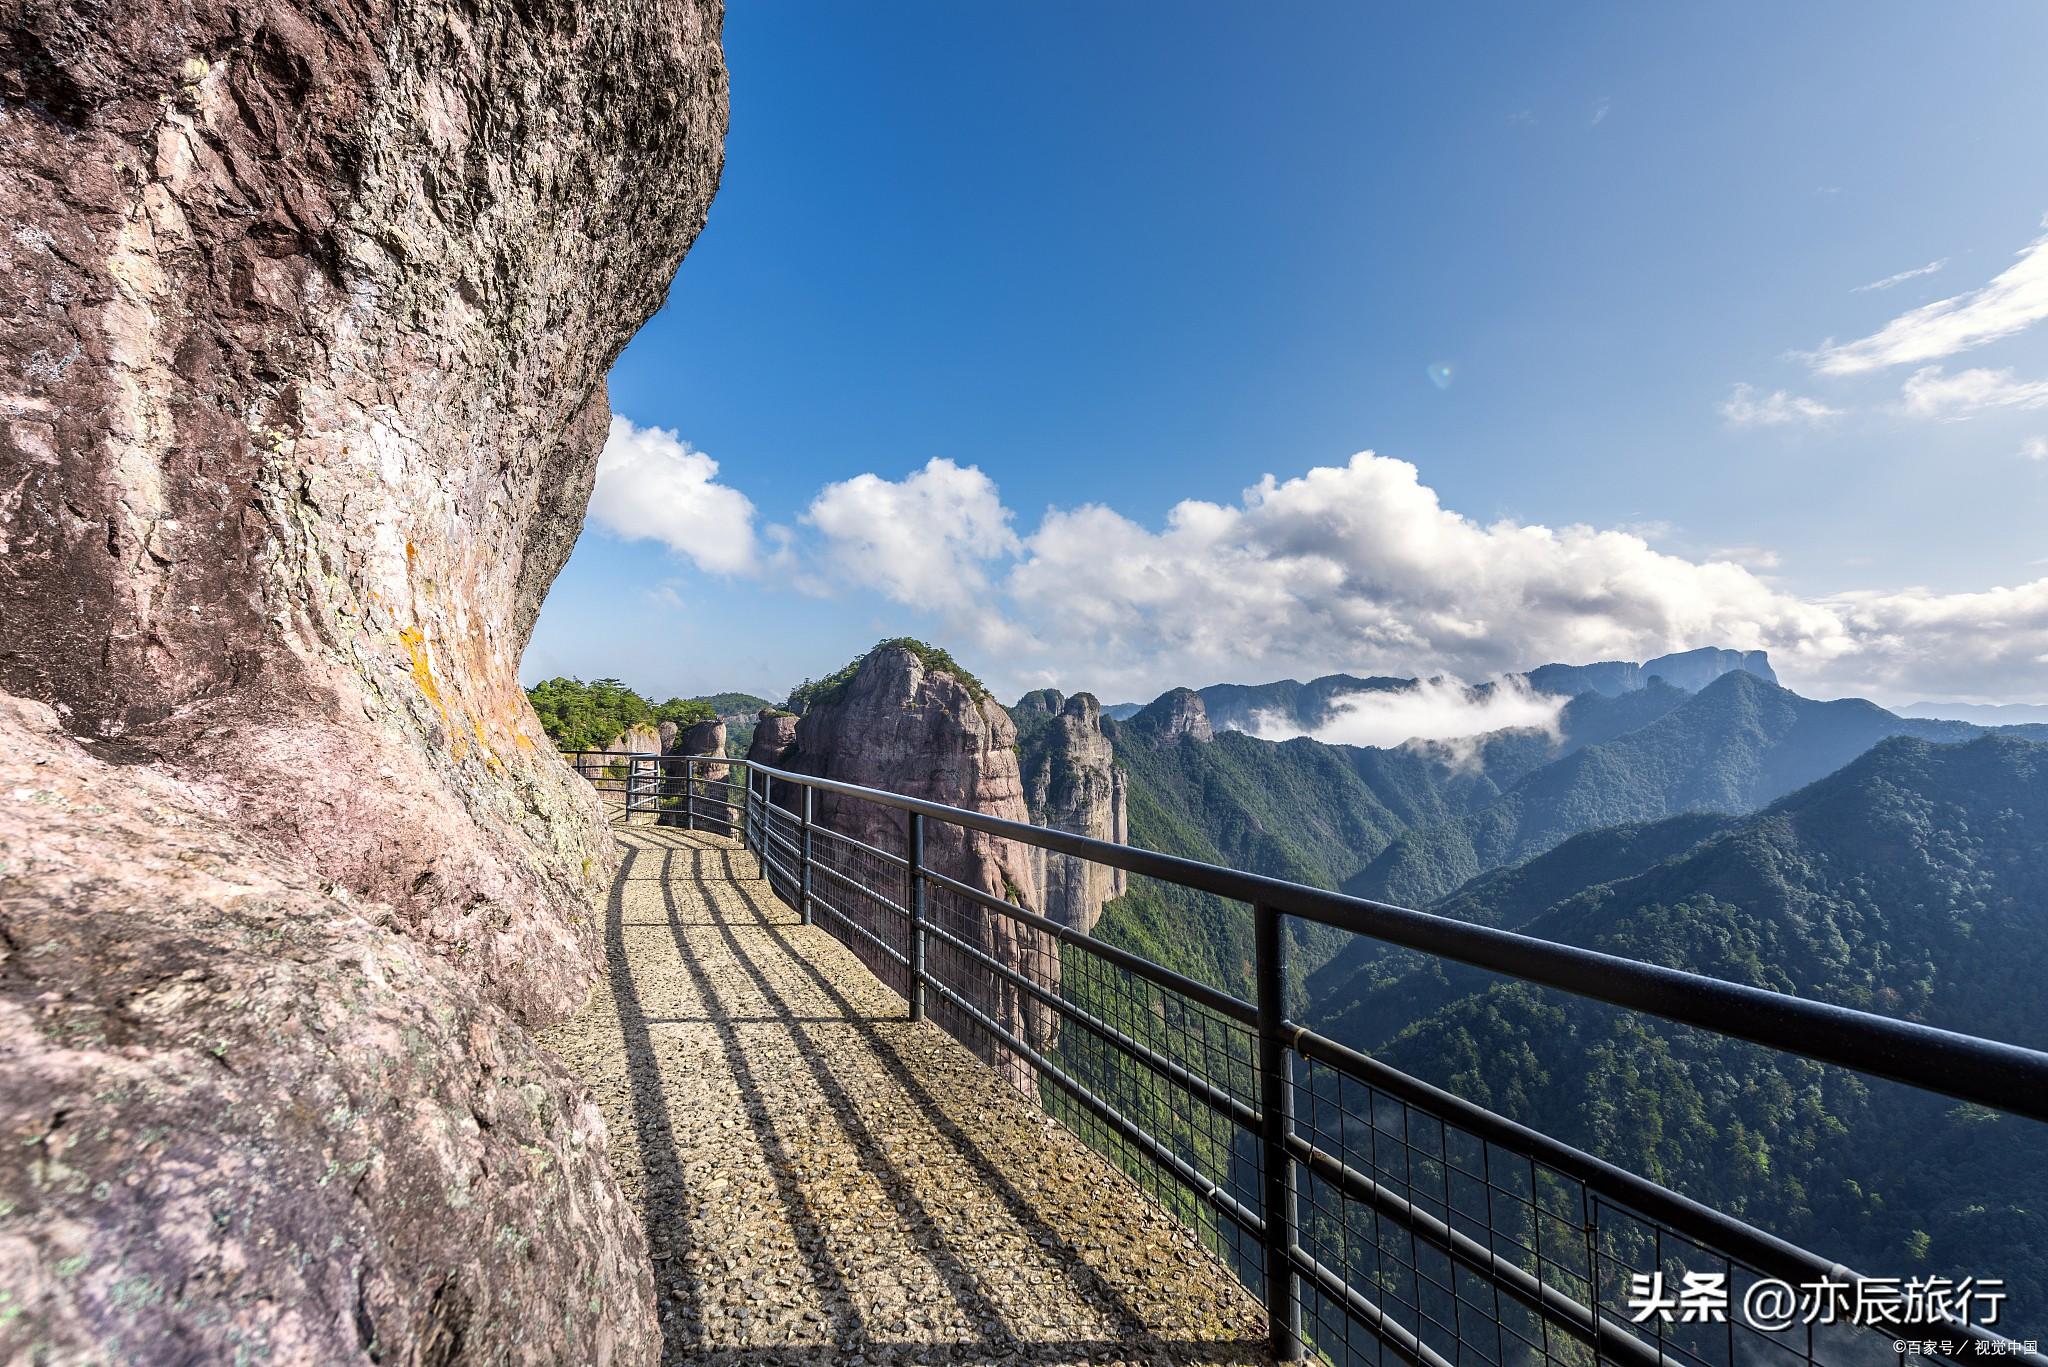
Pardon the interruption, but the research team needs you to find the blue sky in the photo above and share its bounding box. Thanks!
[525,2,2048,709]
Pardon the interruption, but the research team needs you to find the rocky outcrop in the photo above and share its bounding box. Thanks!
[618,723,665,756]
[1014,687,1066,717]
[0,695,652,1364]
[1122,686,1214,744]
[782,646,1056,1092]
[0,0,726,1359]
[1021,693,1127,936]
[746,709,799,768]
[665,717,729,835]
[1,0,725,1017]
[674,717,725,759]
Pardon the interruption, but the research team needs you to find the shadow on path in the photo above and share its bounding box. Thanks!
[559,829,1272,1367]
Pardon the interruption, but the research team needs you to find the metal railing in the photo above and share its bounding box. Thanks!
[568,749,2048,1367]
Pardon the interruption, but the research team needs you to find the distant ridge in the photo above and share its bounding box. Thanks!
[1525,647,1777,698]
[1195,673,1412,735]
[1345,668,1980,907]
[1102,646,1781,738]
[1902,699,2048,725]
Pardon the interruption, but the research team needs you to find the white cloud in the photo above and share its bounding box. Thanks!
[2024,437,2048,462]
[802,458,1022,615]
[781,449,2048,706]
[1590,97,1611,127]
[1809,215,2048,375]
[1719,383,1841,428]
[588,417,759,575]
[1853,258,1947,293]
[1002,452,1850,697]
[1815,580,2048,701]
[1899,365,2048,419]
[1252,675,1568,755]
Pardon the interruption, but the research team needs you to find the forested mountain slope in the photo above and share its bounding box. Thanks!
[1037,684,1689,996]
[1348,669,1983,908]
[1317,734,2048,1322]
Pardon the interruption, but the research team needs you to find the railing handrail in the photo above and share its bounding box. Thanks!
[661,754,2048,1130]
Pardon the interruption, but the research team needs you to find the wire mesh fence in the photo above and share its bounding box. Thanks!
[569,751,2048,1367]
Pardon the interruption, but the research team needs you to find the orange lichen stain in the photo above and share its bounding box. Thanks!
[399,625,468,759]
[471,717,505,774]
[399,627,444,714]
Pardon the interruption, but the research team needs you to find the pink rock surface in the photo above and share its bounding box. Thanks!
[0,0,727,1357]
[0,695,653,1362]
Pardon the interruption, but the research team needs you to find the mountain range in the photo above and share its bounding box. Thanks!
[1011,648,2048,1331]
[1316,734,2048,1316]
[1100,646,1782,735]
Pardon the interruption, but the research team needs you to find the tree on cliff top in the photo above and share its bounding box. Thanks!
[783,638,991,713]
[527,677,715,749]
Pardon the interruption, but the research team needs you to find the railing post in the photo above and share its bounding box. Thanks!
[908,811,927,1022]
[742,766,756,856]
[798,784,814,926]
[761,771,773,879]
[1255,901,1303,1362]
[683,755,695,832]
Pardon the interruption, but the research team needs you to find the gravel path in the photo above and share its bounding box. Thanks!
[544,827,1272,1367]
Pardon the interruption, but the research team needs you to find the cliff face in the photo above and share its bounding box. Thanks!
[784,647,1056,1092]
[1122,686,1215,744]
[1,0,725,1019]
[1526,649,1778,699]
[0,0,726,1359]
[1021,692,1128,935]
[0,695,657,1364]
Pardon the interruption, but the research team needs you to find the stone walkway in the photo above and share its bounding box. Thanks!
[544,827,1271,1367]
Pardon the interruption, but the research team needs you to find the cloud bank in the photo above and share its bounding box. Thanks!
[587,417,2047,706]
[1252,675,1568,752]
[801,458,1020,614]
[800,451,2047,705]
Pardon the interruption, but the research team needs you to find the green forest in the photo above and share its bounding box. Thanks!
[526,676,725,750]
[1007,669,2048,1346]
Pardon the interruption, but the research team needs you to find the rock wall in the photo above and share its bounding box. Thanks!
[1020,692,1127,936]
[782,647,1057,1093]
[0,697,654,1363]
[1,0,725,1019]
[0,0,726,1358]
